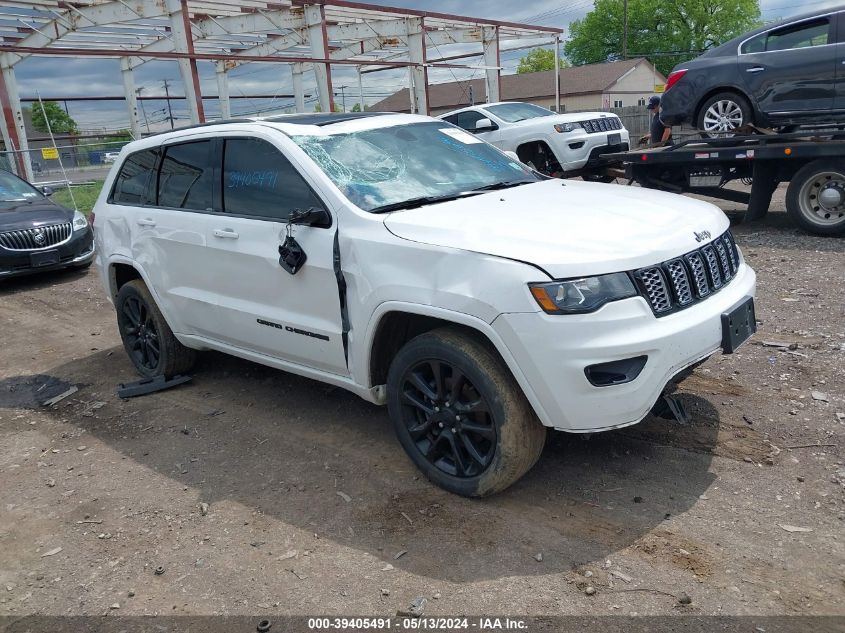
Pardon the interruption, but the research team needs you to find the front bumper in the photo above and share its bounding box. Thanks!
[551,129,632,172]
[493,262,756,432]
[0,228,95,278]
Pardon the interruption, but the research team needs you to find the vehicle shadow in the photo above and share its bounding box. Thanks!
[9,347,740,583]
[0,265,91,295]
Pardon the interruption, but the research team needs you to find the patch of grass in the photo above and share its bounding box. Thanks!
[51,181,104,216]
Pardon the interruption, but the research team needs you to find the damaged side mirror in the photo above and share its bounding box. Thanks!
[288,206,331,227]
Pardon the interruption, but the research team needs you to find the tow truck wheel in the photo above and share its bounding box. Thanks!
[386,327,546,497]
[786,160,845,236]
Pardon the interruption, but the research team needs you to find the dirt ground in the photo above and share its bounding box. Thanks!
[0,184,843,622]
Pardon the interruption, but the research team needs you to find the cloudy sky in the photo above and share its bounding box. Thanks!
[11,0,841,132]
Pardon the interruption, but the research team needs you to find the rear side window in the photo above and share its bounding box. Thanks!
[158,141,214,211]
[222,138,324,221]
[767,18,829,51]
[743,18,831,54]
[110,149,158,205]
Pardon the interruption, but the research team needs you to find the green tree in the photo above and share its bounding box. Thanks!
[31,101,79,134]
[351,102,363,112]
[517,48,569,74]
[564,0,761,76]
[313,102,343,112]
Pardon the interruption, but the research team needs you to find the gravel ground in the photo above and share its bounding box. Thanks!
[0,185,843,621]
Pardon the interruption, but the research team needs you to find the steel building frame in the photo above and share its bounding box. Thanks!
[0,0,561,180]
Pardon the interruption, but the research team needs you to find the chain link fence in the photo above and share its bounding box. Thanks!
[0,139,130,185]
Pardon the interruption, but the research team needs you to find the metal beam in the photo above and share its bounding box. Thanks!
[8,1,169,66]
[291,0,563,33]
[169,0,204,124]
[305,3,334,112]
[0,57,30,180]
[292,63,305,112]
[215,61,230,119]
[120,58,142,139]
[406,17,428,116]
[0,45,495,70]
[482,26,500,103]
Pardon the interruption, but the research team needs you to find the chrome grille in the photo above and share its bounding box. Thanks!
[580,117,622,134]
[702,245,722,289]
[666,260,693,306]
[639,267,672,313]
[635,230,740,317]
[0,222,72,251]
[685,252,710,298]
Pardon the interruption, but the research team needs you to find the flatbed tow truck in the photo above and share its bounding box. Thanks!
[603,131,845,236]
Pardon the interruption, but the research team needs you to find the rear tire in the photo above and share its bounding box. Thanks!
[696,91,752,135]
[115,279,196,378]
[786,160,845,236]
[386,327,546,497]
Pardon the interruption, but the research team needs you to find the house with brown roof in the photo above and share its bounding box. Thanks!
[370,58,666,116]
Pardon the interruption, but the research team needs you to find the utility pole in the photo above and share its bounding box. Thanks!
[163,79,174,129]
[622,0,629,59]
[136,87,151,135]
[337,85,347,112]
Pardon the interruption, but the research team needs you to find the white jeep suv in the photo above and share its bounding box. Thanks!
[93,112,756,497]
[439,101,630,180]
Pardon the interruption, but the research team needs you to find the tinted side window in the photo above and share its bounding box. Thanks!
[441,114,459,125]
[767,18,829,51]
[740,33,766,54]
[456,110,485,131]
[111,149,158,205]
[157,141,214,211]
[222,138,323,221]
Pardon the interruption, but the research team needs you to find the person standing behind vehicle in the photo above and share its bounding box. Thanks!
[639,95,673,147]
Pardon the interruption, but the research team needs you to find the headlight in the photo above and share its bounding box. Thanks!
[72,210,88,231]
[554,122,579,133]
[529,273,637,314]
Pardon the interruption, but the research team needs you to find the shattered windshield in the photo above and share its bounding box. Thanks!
[0,169,42,204]
[485,103,554,122]
[290,121,538,212]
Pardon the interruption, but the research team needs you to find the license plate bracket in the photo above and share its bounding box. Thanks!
[721,297,756,354]
[608,132,621,145]
[30,249,60,268]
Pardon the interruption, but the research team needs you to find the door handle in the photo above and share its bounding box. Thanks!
[136,218,156,227]
[213,228,239,239]
[746,66,765,73]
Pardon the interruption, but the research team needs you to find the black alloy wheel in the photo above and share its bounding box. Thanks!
[399,359,496,478]
[121,294,161,372]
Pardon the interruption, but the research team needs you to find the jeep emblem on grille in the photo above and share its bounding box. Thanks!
[694,230,711,243]
[32,228,46,245]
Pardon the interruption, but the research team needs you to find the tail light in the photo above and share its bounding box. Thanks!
[665,69,688,92]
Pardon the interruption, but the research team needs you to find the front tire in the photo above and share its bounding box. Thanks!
[386,328,546,497]
[786,160,845,236]
[697,91,752,135]
[115,279,196,378]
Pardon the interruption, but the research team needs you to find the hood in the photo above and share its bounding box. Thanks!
[383,179,730,279]
[512,112,618,127]
[0,199,74,233]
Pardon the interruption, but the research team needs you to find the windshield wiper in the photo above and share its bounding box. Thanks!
[369,181,534,214]
[465,180,534,192]
[370,191,480,214]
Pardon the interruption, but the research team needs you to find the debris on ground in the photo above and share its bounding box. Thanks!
[778,524,813,533]
[811,391,829,402]
[40,547,62,557]
[42,386,78,407]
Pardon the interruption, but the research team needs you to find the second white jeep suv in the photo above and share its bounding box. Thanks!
[439,102,630,180]
[94,112,756,497]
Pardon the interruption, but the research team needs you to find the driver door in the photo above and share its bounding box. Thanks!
[203,134,348,376]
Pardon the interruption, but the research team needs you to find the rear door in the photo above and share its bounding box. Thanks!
[112,142,216,336]
[739,15,837,115]
[203,132,348,375]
